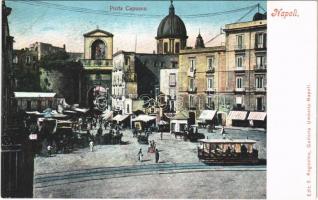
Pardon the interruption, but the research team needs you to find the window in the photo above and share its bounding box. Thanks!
[189,95,195,108]
[207,57,214,70]
[255,77,263,89]
[207,77,214,90]
[236,96,242,104]
[236,77,243,89]
[255,33,267,49]
[125,57,129,65]
[256,97,263,111]
[169,88,176,99]
[27,100,31,110]
[26,56,31,64]
[13,55,18,64]
[236,35,244,49]
[169,73,176,86]
[207,96,214,109]
[189,78,195,91]
[256,55,266,68]
[164,43,168,53]
[126,104,130,114]
[175,42,180,53]
[189,58,196,72]
[236,56,244,68]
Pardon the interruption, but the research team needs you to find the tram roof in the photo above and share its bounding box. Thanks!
[198,139,257,144]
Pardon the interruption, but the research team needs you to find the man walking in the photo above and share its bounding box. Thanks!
[155,149,160,163]
[137,148,143,162]
[89,140,94,152]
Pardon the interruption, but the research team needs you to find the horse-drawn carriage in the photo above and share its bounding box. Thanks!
[197,139,259,164]
[101,129,123,145]
[172,125,205,142]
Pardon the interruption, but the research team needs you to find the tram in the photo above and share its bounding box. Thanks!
[197,139,259,164]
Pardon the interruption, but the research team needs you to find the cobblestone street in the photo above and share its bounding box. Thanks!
[34,127,266,198]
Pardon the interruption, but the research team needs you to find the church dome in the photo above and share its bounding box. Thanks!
[253,12,266,21]
[156,2,187,40]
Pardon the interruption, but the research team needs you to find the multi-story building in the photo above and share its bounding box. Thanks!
[223,13,267,112]
[112,51,137,115]
[177,33,226,125]
[112,51,178,116]
[29,42,65,60]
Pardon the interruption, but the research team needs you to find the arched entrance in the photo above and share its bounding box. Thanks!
[87,85,108,110]
[91,40,106,60]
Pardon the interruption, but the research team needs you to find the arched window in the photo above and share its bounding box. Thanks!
[91,40,106,59]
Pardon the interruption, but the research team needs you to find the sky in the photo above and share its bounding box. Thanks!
[6,0,266,53]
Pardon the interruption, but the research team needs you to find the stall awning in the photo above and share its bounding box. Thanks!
[247,112,267,121]
[228,111,248,120]
[14,92,56,98]
[102,110,113,120]
[132,115,156,122]
[26,111,42,115]
[113,114,129,122]
[164,113,176,119]
[72,108,89,113]
[198,110,217,121]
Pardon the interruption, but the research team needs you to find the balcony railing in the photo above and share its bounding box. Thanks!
[81,59,113,67]
[254,65,267,71]
[206,67,215,74]
[188,68,196,77]
[235,66,245,71]
[188,87,197,93]
[235,88,245,92]
[255,43,266,50]
[234,45,246,50]
[255,87,266,92]
[205,88,216,93]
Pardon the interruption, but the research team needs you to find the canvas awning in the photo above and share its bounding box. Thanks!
[72,108,89,113]
[198,110,217,121]
[132,115,156,122]
[171,111,189,120]
[112,114,129,122]
[102,110,113,120]
[227,111,248,120]
[14,92,56,98]
[25,111,42,115]
[247,112,267,121]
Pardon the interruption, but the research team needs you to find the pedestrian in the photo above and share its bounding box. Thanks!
[221,126,225,135]
[47,145,52,157]
[137,148,143,162]
[160,131,163,140]
[155,149,159,163]
[89,140,94,152]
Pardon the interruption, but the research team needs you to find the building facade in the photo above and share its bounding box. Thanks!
[177,37,226,125]
[79,29,113,109]
[223,16,267,112]
[29,42,65,60]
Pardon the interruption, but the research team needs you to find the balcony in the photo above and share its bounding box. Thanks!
[206,67,215,74]
[205,88,216,94]
[254,65,267,72]
[255,87,266,93]
[234,45,246,51]
[81,59,113,68]
[234,88,245,93]
[235,66,245,72]
[188,68,196,77]
[255,43,266,50]
[188,87,197,93]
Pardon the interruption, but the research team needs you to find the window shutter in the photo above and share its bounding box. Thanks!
[255,33,259,48]
[263,33,267,48]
